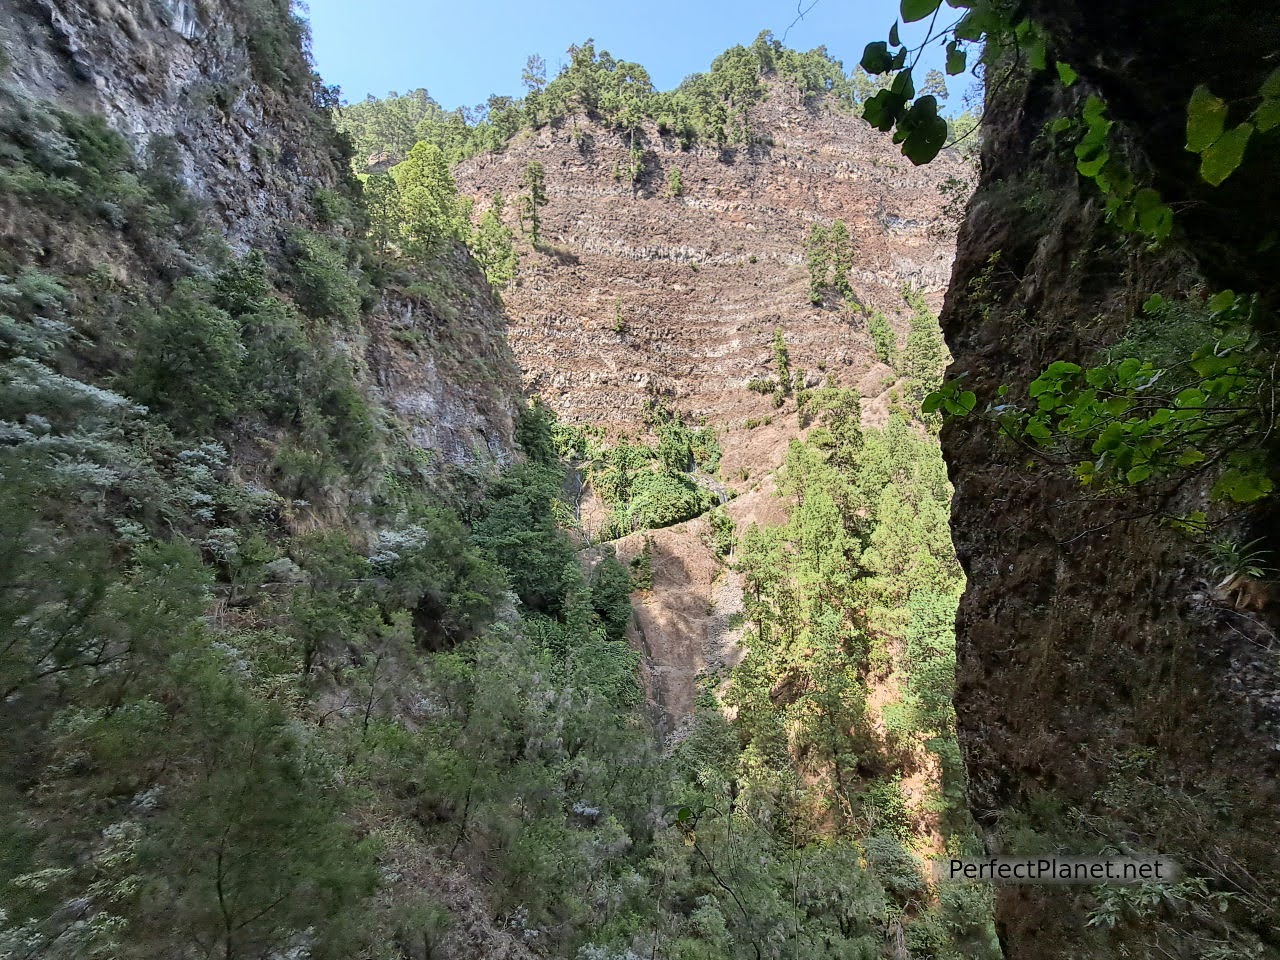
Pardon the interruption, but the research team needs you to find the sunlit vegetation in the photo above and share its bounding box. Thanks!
[335,31,954,165]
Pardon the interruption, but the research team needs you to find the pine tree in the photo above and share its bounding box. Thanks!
[391,141,461,257]
[520,161,549,246]
[772,328,792,393]
[805,224,829,304]
[828,218,855,299]
[899,287,949,403]
[868,311,897,366]
[473,191,518,287]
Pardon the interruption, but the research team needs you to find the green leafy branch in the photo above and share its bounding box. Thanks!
[857,1,1064,165]
[1057,95,1173,241]
[926,292,1278,505]
[860,7,1277,240]
[1185,68,1280,186]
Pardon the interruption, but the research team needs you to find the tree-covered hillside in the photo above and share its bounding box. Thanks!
[335,31,963,163]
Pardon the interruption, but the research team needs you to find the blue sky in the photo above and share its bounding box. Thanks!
[302,0,977,111]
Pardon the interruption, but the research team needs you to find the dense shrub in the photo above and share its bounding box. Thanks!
[471,463,577,615]
[283,229,364,325]
[616,470,716,533]
[131,281,244,431]
[590,547,634,641]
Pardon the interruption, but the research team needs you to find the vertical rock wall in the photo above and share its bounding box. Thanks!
[941,4,1280,955]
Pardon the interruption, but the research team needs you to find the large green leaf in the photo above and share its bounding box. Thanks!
[1082,95,1108,126]
[1207,289,1236,312]
[1199,122,1253,186]
[1185,85,1227,153]
[901,0,943,23]
[946,42,967,76]
[1133,188,1172,240]
[900,96,948,165]
[1076,149,1109,178]
[1125,464,1153,484]
[862,89,907,131]
[1025,418,1052,442]
[1261,67,1280,98]
[860,41,893,74]
[1055,62,1078,86]
[890,68,916,99]
[1212,469,1274,503]
[1254,97,1280,133]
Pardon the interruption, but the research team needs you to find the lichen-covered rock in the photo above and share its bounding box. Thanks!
[0,0,343,247]
[0,0,521,472]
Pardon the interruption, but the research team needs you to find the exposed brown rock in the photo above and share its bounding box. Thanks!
[455,85,970,451]
[456,86,970,732]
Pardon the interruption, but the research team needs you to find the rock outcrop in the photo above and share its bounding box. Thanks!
[453,88,971,732]
[0,0,521,471]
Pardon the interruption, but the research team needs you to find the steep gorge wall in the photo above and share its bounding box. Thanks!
[455,87,969,451]
[0,0,520,471]
[1,6,533,956]
[941,4,1280,956]
[0,0,335,246]
[454,90,970,733]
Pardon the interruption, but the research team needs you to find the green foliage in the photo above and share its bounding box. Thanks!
[336,88,445,161]
[235,0,314,92]
[1071,95,1173,240]
[516,396,560,463]
[472,190,518,286]
[921,377,976,418]
[863,5,1271,249]
[472,462,578,615]
[590,547,635,640]
[771,328,792,392]
[707,506,736,558]
[338,34,894,169]
[571,403,724,538]
[520,160,549,244]
[898,286,950,406]
[0,28,1007,958]
[391,141,466,256]
[283,228,365,324]
[868,311,897,365]
[1207,537,1273,584]
[361,171,402,254]
[617,470,718,534]
[131,281,245,431]
[805,220,856,304]
[667,166,685,196]
[0,514,378,957]
[1185,69,1279,186]
[629,538,655,589]
[858,40,951,166]
[708,300,989,952]
[976,293,1275,504]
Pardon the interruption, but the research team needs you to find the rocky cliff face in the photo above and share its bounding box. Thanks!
[941,4,1280,955]
[1,0,334,246]
[0,0,520,471]
[455,86,969,441]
